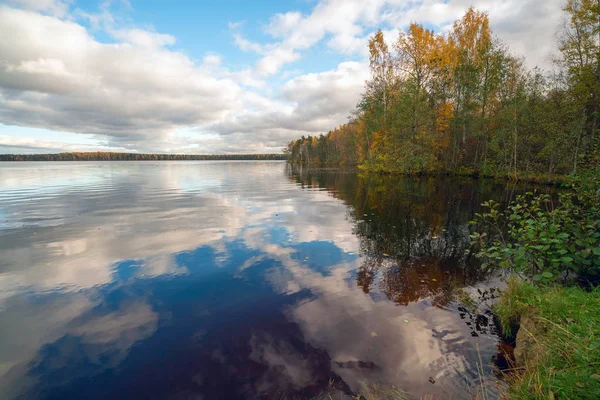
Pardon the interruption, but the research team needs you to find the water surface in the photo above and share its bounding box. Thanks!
[0,161,514,399]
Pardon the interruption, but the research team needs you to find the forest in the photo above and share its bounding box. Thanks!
[0,152,287,161]
[285,0,599,182]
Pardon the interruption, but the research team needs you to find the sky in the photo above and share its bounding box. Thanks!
[0,0,566,154]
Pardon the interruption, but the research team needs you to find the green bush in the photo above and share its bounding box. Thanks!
[470,177,600,285]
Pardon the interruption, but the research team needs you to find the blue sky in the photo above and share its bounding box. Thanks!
[75,0,344,70]
[0,0,565,154]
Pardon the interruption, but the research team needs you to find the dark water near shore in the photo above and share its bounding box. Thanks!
[0,161,526,399]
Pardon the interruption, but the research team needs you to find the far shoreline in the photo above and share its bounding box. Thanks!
[0,152,287,162]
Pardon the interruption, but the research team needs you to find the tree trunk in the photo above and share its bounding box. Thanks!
[595,0,600,148]
[574,132,581,174]
[574,112,586,173]
[412,96,418,140]
[513,107,518,180]
[547,152,554,184]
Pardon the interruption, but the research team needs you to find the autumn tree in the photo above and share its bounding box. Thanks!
[285,3,597,181]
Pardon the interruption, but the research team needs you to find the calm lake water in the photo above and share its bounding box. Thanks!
[0,161,520,399]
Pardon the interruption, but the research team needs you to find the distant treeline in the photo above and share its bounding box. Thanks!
[0,152,287,161]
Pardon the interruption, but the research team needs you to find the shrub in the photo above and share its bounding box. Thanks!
[470,174,600,285]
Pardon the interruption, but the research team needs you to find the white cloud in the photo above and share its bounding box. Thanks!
[233,0,385,77]
[110,28,176,48]
[0,161,361,394]
[234,33,264,53]
[0,134,128,153]
[0,162,301,294]
[209,61,369,148]
[236,190,486,397]
[255,47,301,76]
[71,301,158,345]
[264,12,303,39]
[203,54,221,67]
[0,295,157,396]
[228,20,244,30]
[8,0,72,17]
[0,6,245,151]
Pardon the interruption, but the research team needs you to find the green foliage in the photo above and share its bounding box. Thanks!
[472,144,600,284]
[495,279,600,399]
[471,185,600,284]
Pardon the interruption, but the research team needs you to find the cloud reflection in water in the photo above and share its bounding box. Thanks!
[0,161,507,399]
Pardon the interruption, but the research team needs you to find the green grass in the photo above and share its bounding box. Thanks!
[495,278,600,399]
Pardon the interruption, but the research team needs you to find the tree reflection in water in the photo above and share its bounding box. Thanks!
[288,166,523,308]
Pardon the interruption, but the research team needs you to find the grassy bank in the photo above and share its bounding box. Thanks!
[495,278,600,399]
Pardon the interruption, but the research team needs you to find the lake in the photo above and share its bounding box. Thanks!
[0,161,518,399]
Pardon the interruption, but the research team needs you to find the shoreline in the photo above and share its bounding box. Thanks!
[288,162,571,187]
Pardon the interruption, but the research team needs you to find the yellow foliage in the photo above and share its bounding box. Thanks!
[451,7,492,69]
